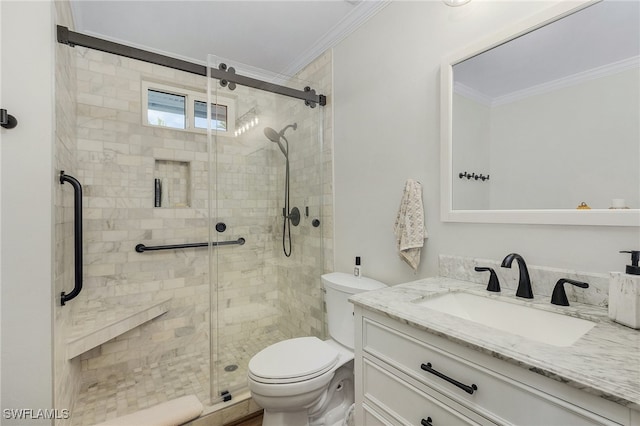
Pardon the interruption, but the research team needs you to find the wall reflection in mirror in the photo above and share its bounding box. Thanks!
[452,0,639,211]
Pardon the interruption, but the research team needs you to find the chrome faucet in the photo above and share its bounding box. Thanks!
[501,253,533,299]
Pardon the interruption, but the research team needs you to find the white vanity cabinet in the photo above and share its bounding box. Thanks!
[354,307,634,426]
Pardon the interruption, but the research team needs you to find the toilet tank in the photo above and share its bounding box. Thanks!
[322,272,387,349]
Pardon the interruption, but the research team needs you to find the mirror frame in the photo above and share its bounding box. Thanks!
[440,0,640,227]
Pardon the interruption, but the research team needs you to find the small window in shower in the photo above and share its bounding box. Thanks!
[147,90,186,129]
[194,101,227,131]
[142,80,236,135]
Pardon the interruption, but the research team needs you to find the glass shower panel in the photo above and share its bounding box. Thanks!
[69,54,213,423]
[207,55,325,403]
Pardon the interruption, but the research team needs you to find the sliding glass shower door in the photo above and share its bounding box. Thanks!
[206,55,325,403]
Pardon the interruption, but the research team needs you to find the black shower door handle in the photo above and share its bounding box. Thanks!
[59,171,83,305]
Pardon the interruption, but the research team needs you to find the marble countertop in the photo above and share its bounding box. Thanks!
[350,277,640,410]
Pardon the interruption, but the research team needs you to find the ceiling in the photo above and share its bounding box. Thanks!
[70,0,388,77]
[454,0,640,104]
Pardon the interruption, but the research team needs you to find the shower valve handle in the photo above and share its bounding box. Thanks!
[287,207,301,226]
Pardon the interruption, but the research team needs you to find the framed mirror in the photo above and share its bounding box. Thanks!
[441,0,640,226]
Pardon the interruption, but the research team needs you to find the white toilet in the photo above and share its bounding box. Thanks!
[248,272,387,426]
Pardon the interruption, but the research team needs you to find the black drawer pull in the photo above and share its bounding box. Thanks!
[421,417,433,426]
[421,363,478,395]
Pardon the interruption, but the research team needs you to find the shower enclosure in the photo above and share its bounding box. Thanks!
[57,36,328,424]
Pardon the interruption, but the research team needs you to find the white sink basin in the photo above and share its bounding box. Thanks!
[413,292,595,347]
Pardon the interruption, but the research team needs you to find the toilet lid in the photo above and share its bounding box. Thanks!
[248,337,339,383]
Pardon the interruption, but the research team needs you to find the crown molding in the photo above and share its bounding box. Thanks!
[492,55,639,106]
[456,56,640,107]
[280,0,391,77]
[453,82,493,106]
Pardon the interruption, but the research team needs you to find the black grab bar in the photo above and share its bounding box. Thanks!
[60,171,83,306]
[135,237,245,253]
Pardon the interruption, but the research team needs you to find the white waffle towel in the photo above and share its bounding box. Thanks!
[394,179,427,270]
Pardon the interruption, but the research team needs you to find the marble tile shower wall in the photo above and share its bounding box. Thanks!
[54,1,81,422]
[73,47,212,386]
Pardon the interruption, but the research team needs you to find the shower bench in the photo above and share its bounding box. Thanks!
[66,298,171,359]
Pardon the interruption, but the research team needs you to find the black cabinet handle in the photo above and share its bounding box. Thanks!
[421,363,478,395]
[421,417,433,426]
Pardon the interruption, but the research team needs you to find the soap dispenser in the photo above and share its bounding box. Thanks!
[354,257,362,278]
[608,250,640,329]
[620,250,640,275]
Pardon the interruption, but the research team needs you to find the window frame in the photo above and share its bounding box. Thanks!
[142,80,236,135]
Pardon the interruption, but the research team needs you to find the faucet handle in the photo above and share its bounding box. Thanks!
[474,267,501,292]
[551,278,589,306]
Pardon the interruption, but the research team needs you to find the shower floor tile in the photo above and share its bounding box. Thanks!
[215,328,289,393]
[71,352,211,426]
[70,329,289,425]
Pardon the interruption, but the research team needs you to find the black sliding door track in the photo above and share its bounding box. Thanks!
[56,26,326,107]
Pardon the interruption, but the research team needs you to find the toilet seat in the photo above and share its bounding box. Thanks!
[248,337,339,384]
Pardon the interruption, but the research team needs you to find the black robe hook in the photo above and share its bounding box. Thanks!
[0,109,18,129]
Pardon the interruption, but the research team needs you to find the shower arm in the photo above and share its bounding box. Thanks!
[279,124,297,136]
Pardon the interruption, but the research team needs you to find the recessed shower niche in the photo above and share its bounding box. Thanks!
[154,159,191,208]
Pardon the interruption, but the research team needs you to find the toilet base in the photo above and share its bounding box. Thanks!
[309,363,353,426]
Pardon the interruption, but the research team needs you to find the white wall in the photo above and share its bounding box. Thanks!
[1,1,55,423]
[333,0,640,286]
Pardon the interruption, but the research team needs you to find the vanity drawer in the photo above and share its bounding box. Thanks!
[362,404,394,426]
[363,358,487,426]
[362,318,621,426]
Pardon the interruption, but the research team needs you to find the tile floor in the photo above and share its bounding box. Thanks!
[71,329,288,425]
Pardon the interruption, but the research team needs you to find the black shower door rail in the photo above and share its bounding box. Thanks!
[56,26,326,108]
